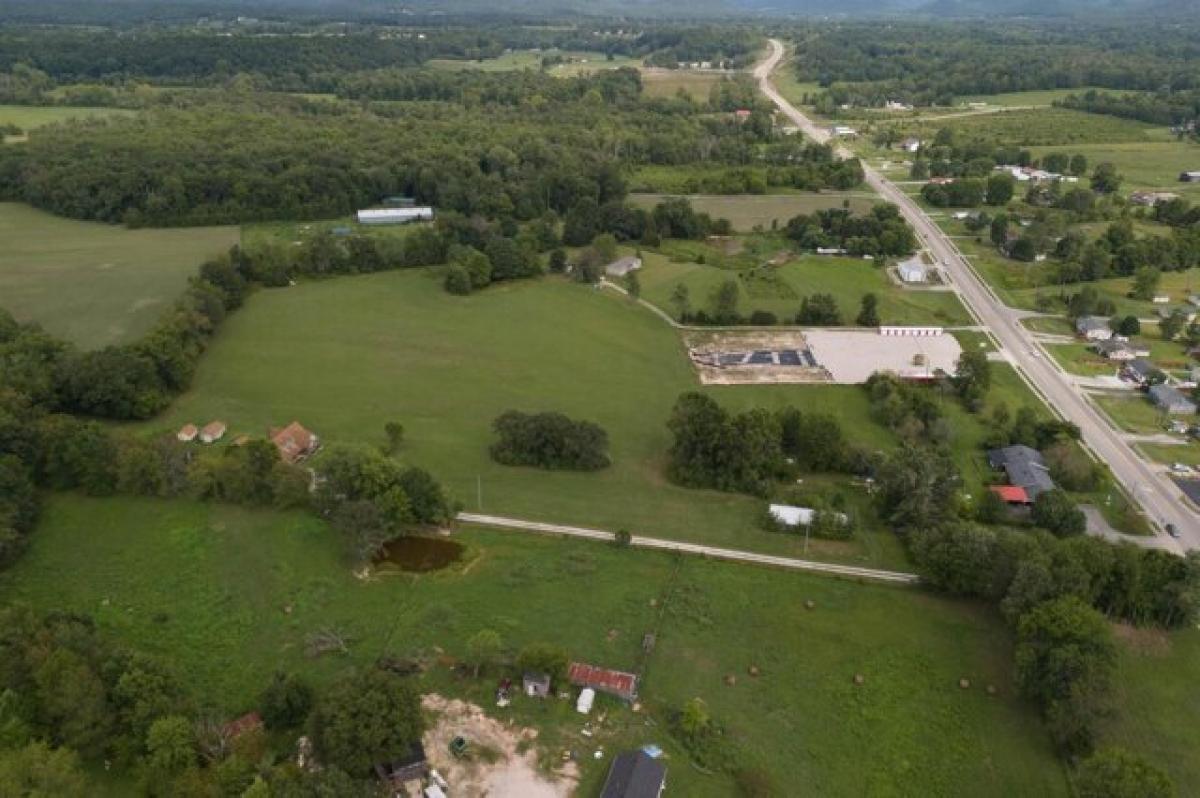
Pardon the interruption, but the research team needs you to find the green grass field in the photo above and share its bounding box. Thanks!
[1094,393,1168,435]
[0,493,1070,797]
[0,202,239,347]
[959,88,1132,108]
[1045,344,1122,377]
[1103,627,1200,796]
[1033,141,1200,197]
[0,103,132,137]
[1137,442,1200,467]
[628,192,881,231]
[636,250,972,326]
[427,50,641,76]
[895,107,1162,147]
[640,70,726,101]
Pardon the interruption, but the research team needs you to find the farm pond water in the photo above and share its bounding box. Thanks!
[373,536,464,572]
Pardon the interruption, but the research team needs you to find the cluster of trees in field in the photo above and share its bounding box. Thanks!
[666,392,869,497]
[1059,88,1200,130]
[1037,218,1200,287]
[490,411,610,471]
[782,204,918,258]
[0,604,435,794]
[795,23,1200,108]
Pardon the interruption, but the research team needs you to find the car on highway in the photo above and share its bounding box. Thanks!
[1171,463,1193,475]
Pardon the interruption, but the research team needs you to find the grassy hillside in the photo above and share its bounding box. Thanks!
[0,202,239,347]
[0,494,1071,797]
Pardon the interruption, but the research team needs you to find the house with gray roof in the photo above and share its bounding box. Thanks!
[601,751,666,798]
[1124,358,1163,385]
[1074,316,1113,341]
[1093,339,1137,361]
[986,444,1056,500]
[1149,384,1197,415]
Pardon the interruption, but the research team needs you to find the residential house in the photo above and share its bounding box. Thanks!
[523,672,551,698]
[986,444,1056,500]
[1074,316,1113,341]
[1157,306,1198,323]
[600,751,667,798]
[1180,171,1200,183]
[885,100,914,111]
[896,256,929,284]
[1124,358,1162,385]
[816,246,847,255]
[200,420,227,444]
[928,177,955,186]
[270,422,320,464]
[177,424,199,443]
[899,137,922,153]
[1093,339,1137,361]
[989,485,1031,506]
[568,662,638,701]
[1149,384,1197,415]
[830,125,858,137]
[606,256,643,278]
[1153,295,1171,305]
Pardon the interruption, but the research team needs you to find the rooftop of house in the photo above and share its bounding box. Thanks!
[1075,315,1111,332]
[1150,383,1195,407]
[568,662,638,698]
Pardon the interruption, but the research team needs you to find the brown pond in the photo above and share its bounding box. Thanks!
[373,536,464,572]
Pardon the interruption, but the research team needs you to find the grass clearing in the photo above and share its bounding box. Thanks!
[427,50,641,75]
[628,192,880,231]
[1033,141,1200,197]
[0,103,132,137]
[1137,442,1200,468]
[141,269,910,569]
[1045,344,1121,377]
[0,493,1070,797]
[636,249,972,326]
[1094,393,1167,435]
[1103,628,1200,796]
[959,88,1129,108]
[895,107,1161,147]
[640,70,726,101]
[0,202,239,347]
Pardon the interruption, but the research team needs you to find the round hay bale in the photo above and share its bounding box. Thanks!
[853,673,865,686]
[986,684,997,696]
[804,600,816,610]
[748,665,761,677]
[724,673,737,686]
[959,678,970,689]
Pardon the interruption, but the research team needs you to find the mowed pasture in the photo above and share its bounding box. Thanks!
[0,202,239,347]
[1033,141,1200,197]
[628,191,880,231]
[898,107,1162,147]
[639,69,727,101]
[427,50,642,75]
[145,268,911,569]
[0,103,132,137]
[0,494,1071,797]
[635,250,972,326]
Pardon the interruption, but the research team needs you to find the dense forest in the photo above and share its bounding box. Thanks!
[793,22,1200,108]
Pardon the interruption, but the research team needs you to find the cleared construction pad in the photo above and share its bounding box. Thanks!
[805,329,962,383]
[685,330,828,385]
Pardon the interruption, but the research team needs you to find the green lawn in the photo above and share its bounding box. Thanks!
[0,202,239,347]
[636,249,972,326]
[140,269,911,568]
[1137,442,1200,467]
[1094,393,1168,435]
[959,87,1131,108]
[0,494,1070,797]
[1103,628,1200,796]
[427,50,641,76]
[1033,141,1200,197]
[891,107,1162,147]
[628,192,881,231]
[0,103,132,136]
[1022,316,1076,336]
[1045,344,1121,377]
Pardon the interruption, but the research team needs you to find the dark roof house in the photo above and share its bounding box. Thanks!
[1125,358,1161,384]
[523,672,551,698]
[987,445,1055,499]
[1149,384,1197,415]
[601,751,667,798]
[374,742,428,787]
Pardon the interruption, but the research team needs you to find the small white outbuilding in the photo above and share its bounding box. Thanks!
[576,688,596,715]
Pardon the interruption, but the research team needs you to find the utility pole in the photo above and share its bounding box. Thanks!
[477,475,483,511]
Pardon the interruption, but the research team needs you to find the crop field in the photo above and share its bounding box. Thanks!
[628,191,881,231]
[640,70,726,100]
[0,103,132,136]
[0,202,239,347]
[0,494,1070,797]
[635,250,972,326]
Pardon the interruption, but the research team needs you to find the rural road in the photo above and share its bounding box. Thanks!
[457,512,921,585]
[756,39,1198,550]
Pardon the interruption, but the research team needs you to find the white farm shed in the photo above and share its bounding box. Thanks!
[356,207,434,225]
[769,504,848,528]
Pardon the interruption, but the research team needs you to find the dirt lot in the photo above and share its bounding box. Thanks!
[805,329,962,383]
[683,329,829,385]
[421,694,578,797]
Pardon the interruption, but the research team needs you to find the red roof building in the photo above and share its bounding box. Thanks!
[270,421,320,464]
[989,485,1030,505]
[222,711,263,739]
[568,662,638,701]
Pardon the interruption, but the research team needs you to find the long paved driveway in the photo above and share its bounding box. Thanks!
[756,39,1198,550]
[458,512,920,585]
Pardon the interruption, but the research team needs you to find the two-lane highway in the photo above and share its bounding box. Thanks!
[756,39,1198,549]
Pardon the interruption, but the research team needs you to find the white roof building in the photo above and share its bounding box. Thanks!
[769,504,848,528]
[576,688,595,714]
[356,207,434,225]
[605,256,643,278]
[896,256,929,283]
